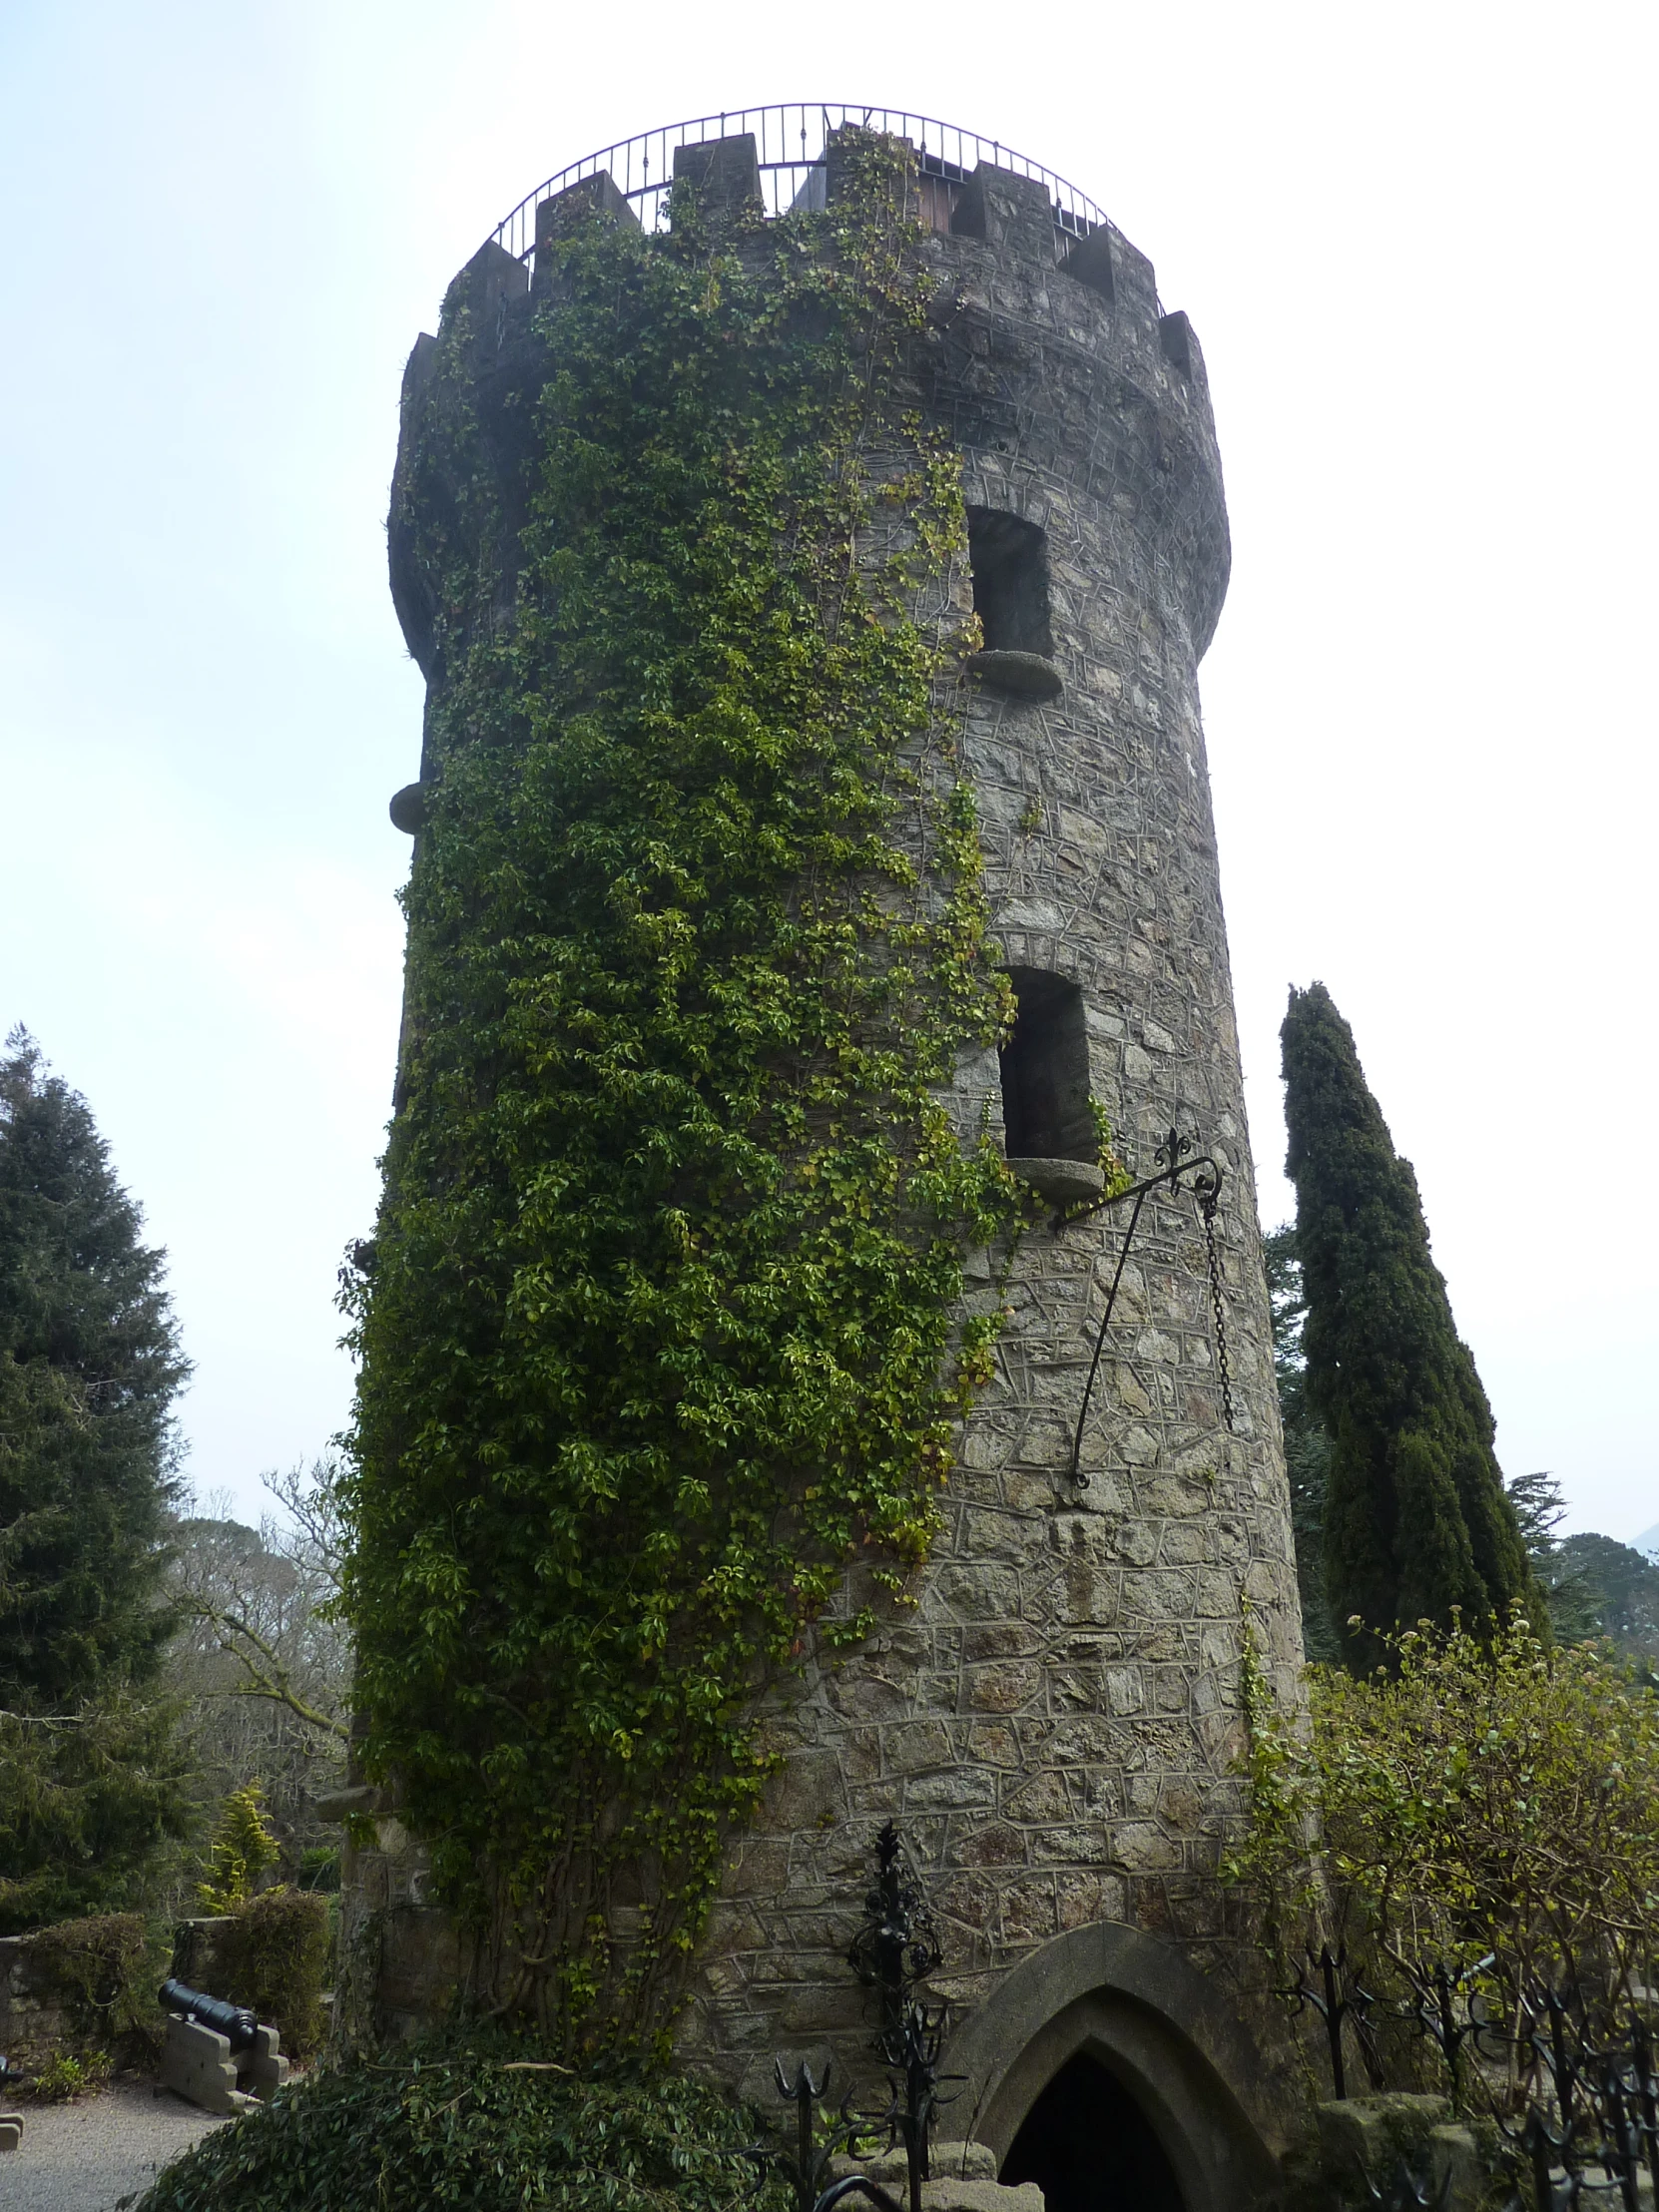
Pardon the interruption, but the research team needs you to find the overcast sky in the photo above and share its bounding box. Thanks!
[2,0,1653,1537]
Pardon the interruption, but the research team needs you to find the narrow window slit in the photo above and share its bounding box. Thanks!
[1000,968,1095,1164]
[967,509,1054,656]
[967,509,1063,699]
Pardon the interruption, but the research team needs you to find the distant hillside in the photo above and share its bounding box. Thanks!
[1634,1521,1659,1563]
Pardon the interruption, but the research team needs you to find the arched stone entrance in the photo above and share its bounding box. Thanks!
[946,1923,1286,2212]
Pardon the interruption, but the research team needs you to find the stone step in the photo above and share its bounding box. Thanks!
[829,2142,1043,2212]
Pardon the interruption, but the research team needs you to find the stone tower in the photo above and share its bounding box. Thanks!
[362,109,1305,2212]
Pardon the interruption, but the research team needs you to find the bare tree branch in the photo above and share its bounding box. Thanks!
[178,1593,349,1744]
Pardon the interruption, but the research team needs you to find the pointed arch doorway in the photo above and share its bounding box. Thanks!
[946,1924,1286,2212]
[999,2051,1187,2212]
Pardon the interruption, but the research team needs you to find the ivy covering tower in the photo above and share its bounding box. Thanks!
[345,134,1023,2037]
[0,1028,191,1927]
[1280,983,1538,1666]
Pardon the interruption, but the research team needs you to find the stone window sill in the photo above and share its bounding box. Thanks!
[968,649,1063,701]
[1006,1156,1104,1204]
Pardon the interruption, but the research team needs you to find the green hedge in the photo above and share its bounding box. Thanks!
[13,1913,161,2070]
[135,2043,783,2211]
[212,1887,331,2059]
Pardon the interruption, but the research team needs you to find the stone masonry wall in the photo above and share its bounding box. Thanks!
[671,152,1305,2104]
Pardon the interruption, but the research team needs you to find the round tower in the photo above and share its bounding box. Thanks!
[359,108,1305,2211]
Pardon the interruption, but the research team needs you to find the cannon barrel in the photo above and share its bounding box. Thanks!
[158,1977,258,2051]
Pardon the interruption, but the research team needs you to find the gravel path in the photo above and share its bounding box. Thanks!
[0,2080,227,2211]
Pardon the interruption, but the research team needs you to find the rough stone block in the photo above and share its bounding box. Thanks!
[907,1767,996,1810]
[833,2142,1028,2204]
[924,2186,1044,2212]
[1427,2123,1486,2212]
[1110,1820,1181,1872]
[1316,2096,1452,2199]
[533,172,640,255]
[762,1752,841,1828]
[672,134,762,222]
[966,1661,1041,1712]
[1003,1765,1073,1821]
[244,2022,288,2098]
[997,1878,1057,1943]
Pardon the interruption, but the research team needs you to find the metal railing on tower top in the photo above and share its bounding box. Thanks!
[489,103,1108,267]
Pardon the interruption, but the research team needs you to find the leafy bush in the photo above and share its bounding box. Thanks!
[10,1913,162,2073]
[197,1781,279,1915]
[134,2042,782,2211]
[296,1843,338,1893]
[213,1886,330,2058]
[1229,1609,1659,2042]
[30,2047,112,2101]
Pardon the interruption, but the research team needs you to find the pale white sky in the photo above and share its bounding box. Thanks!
[1,0,1653,1536]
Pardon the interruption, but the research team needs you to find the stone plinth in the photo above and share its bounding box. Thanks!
[159,2013,287,2115]
[832,2141,1044,2212]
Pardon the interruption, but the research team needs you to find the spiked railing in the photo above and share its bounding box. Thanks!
[488,103,1108,267]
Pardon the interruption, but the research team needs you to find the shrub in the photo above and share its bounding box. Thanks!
[32,2048,112,2101]
[213,1886,330,2059]
[133,2041,783,2211]
[296,1843,338,1893]
[197,1782,278,1916]
[1229,1609,1659,2048]
[16,1913,161,2070]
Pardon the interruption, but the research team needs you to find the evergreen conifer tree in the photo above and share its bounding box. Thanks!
[1280,984,1539,1667]
[1505,1469,1603,1644]
[0,1028,192,1927]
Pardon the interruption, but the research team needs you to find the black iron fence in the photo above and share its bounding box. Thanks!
[1287,1944,1659,2209]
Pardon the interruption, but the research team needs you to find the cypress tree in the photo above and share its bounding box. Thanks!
[0,1028,192,1927]
[1280,984,1539,1667]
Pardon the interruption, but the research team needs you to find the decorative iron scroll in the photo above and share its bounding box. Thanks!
[1064,1126,1235,1487]
[1283,1945,1384,2102]
[846,1820,943,2021]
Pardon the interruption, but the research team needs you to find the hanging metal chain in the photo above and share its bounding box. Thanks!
[1199,1183,1236,1433]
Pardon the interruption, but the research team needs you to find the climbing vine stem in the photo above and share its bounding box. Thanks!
[340,134,1025,2050]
